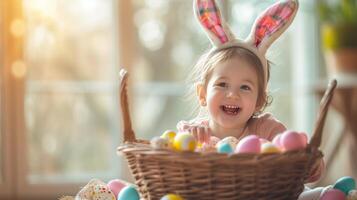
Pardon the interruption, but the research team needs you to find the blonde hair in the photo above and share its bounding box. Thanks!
[187,47,272,116]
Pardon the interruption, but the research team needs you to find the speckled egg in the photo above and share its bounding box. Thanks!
[320,188,346,200]
[347,190,357,200]
[261,142,281,154]
[281,131,307,151]
[196,136,220,152]
[217,142,233,154]
[107,179,127,197]
[334,176,356,195]
[173,133,197,152]
[235,135,261,154]
[161,130,177,142]
[216,136,239,149]
[160,194,184,200]
[93,184,116,200]
[210,136,221,146]
[117,185,140,200]
[151,136,169,149]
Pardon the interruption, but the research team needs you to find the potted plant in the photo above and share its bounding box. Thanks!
[317,0,357,74]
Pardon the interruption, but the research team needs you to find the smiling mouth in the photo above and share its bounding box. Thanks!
[221,105,241,115]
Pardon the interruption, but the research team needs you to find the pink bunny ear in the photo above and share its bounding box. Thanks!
[194,0,235,47]
[247,0,299,55]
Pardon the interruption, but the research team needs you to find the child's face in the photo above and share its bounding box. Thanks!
[198,56,260,131]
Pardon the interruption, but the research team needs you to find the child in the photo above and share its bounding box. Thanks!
[177,0,323,183]
[177,47,286,142]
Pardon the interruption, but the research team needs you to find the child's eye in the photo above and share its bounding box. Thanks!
[241,85,251,91]
[215,82,228,88]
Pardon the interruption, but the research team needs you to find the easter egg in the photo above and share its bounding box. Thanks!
[161,130,177,142]
[210,136,220,146]
[151,136,169,149]
[107,179,127,197]
[173,133,197,152]
[272,133,283,148]
[198,136,219,152]
[334,176,356,195]
[160,194,184,200]
[216,136,239,149]
[93,184,116,200]
[281,131,307,151]
[299,132,308,144]
[199,143,216,152]
[76,179,106,199]
[235,135,261,154]
[217,142,233,154]
[347,190,357,200]
[118,185,140,200]
[259,138,269,144]
[320,188,346,200]
[261,142,281,154]
[298,187,325,200]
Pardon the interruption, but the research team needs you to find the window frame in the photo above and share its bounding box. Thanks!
[0,0,18,197]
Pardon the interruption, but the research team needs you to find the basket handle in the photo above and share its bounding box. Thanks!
[309,79,337,148]
[119,69,136,143]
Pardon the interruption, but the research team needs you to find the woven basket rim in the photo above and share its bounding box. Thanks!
[117,141,323,160]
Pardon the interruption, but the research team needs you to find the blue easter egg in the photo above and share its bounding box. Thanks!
[333,176,356,195]
[118,185,140,200]
[217,142,233,154]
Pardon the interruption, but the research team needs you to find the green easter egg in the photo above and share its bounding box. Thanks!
[118,185,140,200]
[333,176,356,195]
[217,142,233,154]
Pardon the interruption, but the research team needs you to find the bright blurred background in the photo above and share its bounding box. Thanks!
[0,0,356,199]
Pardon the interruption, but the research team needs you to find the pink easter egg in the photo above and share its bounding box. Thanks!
[320,189,346,200]
[299,132,308,145]
[107,179,127,197]
[235,135,261,154]
[272,133,282,148]
[281,131,306,151]
[259,138,269,144]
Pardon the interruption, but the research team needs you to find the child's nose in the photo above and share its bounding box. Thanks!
[226,89,240,99]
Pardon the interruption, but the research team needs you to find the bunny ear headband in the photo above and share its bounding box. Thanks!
[194,0,299,87]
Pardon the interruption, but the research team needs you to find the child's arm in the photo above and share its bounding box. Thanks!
[250,112,287,140]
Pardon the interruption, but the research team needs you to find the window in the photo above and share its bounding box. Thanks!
[23,0,119,184]
[1,0,121,198]
[130,0,207,139]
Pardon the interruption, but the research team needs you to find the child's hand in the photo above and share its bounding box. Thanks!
[176,119,211,144]
[190,126,212,144]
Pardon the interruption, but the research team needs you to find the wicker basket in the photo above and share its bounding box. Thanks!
[117,69,337,200]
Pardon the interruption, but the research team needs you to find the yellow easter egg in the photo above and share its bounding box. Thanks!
[161,130,177,142]
[261,142,281,154]
[173,133,196,152]
[160,194,184,200]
